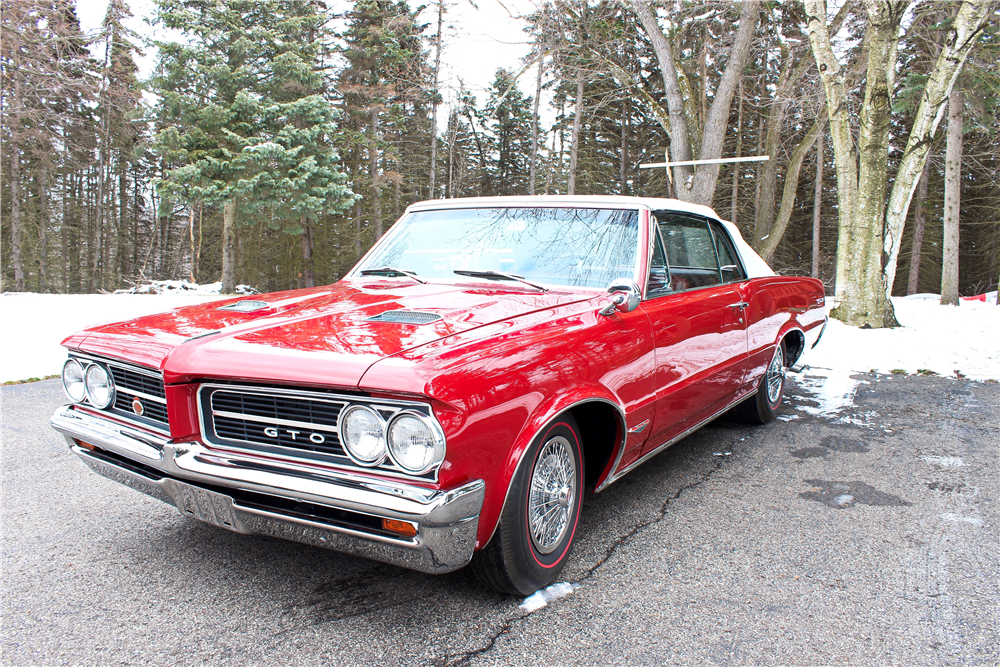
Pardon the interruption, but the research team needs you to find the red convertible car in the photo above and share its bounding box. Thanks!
[51,196,826,595]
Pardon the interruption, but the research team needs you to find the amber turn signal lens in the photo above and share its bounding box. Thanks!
[74,439,96,451]
[382,518,418,537]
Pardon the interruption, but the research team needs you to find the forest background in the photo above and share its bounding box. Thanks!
[2,0,998,329]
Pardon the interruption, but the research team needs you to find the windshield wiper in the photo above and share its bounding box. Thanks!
[453,270,549,292]
[359,267,427,284]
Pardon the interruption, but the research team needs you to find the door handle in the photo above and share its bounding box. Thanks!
[727,301,749,309]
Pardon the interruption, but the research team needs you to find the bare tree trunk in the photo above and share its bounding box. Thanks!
[753,115,765,227]
[760,116,827,263]
[906,158,931,294]
[941,89,963,306]
[428,0,444,198]
[369,108,382,239]
[630,0,694,196]
[731,78,743,223]
[567,78,584,195]
[812,131,824,279]
[882,0,993,293]
[529,57,543,196]
[39,160,50,292]
[754,56,793,246]
[302,222,315,288]
[196,202,203,283]
[188,206,197,282]
[9,138,24,290]
[620,100,628,194]
[446,110,457,198]
[804,0,877,326]
[221,199,237,294]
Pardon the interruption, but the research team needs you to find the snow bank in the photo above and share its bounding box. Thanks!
[113,280,258,295]
[1,290,997,384]
[1,292,223,383]
[802,295,1000,381]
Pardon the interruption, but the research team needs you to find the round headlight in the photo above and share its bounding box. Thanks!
[340,406,387,466]
[84,363,115,409]
[387,412,445,475]
[62,359,87,403]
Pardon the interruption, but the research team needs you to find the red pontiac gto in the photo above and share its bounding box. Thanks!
[51,196,826,595]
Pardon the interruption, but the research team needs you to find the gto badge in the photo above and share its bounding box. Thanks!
[264,426,325,444]
[131,397,144,416]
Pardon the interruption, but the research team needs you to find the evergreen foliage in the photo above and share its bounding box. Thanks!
[1,0,996,303]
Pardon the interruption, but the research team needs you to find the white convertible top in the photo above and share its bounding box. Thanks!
[406,195,775,279]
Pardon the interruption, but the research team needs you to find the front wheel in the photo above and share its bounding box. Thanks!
[471,417,584,595]
[736,342,786,425]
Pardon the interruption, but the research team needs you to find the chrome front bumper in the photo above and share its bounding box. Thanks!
[50,405,484,574]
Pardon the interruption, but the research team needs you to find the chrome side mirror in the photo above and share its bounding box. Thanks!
[599,278,641,316]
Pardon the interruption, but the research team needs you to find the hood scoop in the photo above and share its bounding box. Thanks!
[366,310,442,325]
[217,299,270,313]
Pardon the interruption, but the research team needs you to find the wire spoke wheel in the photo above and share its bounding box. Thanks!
[766,345,786,405]
[527,435,577,555]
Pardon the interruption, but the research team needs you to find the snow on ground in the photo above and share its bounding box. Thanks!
[1,289,997,385]
[1,291,224,383]
[802,294,999,382]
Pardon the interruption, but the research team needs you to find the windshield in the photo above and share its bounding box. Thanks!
[354,207,640,290]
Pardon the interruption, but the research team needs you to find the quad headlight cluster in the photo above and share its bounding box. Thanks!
[62,358,115,409]
[339,405,446,475]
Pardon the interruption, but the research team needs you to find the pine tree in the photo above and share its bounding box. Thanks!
[151,0,354,293]
[336,0,429,254]
[482,69,534,195]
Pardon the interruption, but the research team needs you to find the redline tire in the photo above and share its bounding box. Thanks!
[471,416,584,596]
[737,342,786,425]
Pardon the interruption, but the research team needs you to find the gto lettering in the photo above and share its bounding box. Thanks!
[262,427,324,444]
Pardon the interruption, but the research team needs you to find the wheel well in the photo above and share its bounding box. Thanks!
[570,402,622,487]
[783,330,805,367]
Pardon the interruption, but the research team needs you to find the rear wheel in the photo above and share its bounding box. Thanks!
[471,417,584,596]
[737,342,786,425]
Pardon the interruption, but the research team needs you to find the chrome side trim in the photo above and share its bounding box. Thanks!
[602,392,749,488]
[51,405,484,574]
[627,419,650,434]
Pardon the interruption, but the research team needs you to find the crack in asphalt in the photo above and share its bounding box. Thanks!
[434,444,736,667]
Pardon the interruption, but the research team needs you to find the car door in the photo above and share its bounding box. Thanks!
[639,213,749,454]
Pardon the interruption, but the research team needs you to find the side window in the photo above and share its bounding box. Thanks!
[656,215,721,291]
[710,222,747,283]
[646,227,671,297]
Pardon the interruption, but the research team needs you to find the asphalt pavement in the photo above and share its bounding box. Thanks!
[2,372,997,666]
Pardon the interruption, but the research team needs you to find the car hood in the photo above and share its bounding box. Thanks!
[70,279,593,388]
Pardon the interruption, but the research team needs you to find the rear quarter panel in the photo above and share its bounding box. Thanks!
[740,276,826,384]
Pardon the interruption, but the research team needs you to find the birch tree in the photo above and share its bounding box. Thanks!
[940,89,963,305]
[804,0,993,327]
[629,0,760,206]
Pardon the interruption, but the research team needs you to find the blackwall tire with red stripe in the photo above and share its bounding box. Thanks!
[471,416,584,596]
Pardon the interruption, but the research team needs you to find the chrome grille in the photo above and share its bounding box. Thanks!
[72,354,169,430]
[209,389,347,456]
[109,365,169,425]
[198,384,436,479]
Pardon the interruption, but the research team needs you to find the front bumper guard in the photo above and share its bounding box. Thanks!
[50,405,484,574]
